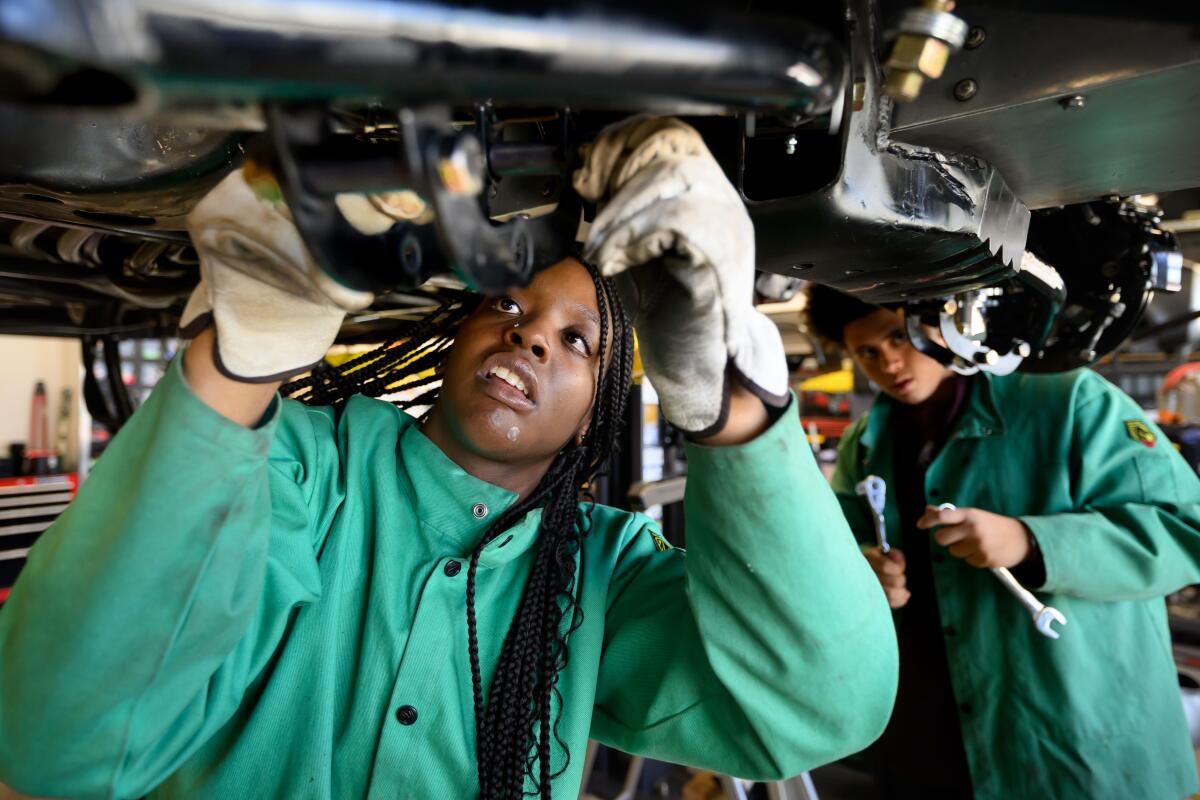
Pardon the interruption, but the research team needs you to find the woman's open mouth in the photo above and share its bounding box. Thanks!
[476,358,537,411]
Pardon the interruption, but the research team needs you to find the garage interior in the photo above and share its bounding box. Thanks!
[2,1,1200,799]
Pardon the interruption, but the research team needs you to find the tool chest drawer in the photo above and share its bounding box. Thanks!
[0,475,77,606]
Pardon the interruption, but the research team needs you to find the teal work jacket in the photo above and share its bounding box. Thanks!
[832,368,1200,800]
[0,354,897,799]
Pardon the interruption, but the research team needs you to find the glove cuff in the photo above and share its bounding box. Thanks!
[678,365,734,441]
[730,363,790,410]
[210,330,327,384]
[179,279,214,339]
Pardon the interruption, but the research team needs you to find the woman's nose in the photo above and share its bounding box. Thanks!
[504,325,548,361]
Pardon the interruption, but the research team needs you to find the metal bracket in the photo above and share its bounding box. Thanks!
[267,105,582,295]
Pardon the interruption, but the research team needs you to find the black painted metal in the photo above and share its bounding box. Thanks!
[1022,199,1183,372]
[1,0,843,117]
[0,105,241,240]
[889,2,1200,209]
[748,0,1030,304]
[269,104,584,293]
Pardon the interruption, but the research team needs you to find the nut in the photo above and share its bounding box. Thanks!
[886,69,927,103]
[886,34,951,80]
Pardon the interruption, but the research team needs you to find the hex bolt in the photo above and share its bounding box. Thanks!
[784,134,798,155]
[965,26,986,49]
[954,78,978,101]
[883,0,968,102]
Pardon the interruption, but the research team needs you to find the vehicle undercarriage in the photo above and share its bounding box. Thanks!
[0,0,1196,426]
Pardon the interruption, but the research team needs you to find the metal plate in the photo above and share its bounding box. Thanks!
[890,4,1200,209]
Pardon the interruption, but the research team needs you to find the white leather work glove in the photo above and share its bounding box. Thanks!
[573,117,789,435]
[181,168,374,382]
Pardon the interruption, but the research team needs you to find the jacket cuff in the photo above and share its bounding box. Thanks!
[159,346,281,459]
[1018,512,1086,594]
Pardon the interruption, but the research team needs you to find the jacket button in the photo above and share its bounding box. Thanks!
[944,625,957,637]
[959,702,973,715]
[396,705,418,725]
[444,560,462,577]
[472,503,489,519]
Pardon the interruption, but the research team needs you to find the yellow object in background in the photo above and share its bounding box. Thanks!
[799,369,853,395]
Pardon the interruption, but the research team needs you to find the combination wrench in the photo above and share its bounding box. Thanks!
[936,503,1067,639]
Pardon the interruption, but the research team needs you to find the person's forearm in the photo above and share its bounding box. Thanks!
[182,327,281,427]
[693,382,771,447]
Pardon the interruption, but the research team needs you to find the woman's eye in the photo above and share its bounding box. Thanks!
[494,296,520,315]
[565,331,591,354]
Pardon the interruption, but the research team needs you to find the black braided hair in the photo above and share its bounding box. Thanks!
[281,261,635,799]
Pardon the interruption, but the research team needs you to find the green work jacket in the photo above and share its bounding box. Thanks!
[0,354,897,799]
[832,368,1200,800]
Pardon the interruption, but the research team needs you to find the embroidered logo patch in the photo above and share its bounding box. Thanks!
[649,530,671,552]
[1125,419,1156,448]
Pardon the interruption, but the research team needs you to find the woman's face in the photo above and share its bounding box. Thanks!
[425,257,608,468]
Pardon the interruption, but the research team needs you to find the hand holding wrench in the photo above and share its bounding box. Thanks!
[936,503,1067,639]
[855,475,890,554]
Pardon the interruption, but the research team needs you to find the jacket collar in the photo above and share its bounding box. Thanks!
[858,372,1006,453]
[398,420,543,570]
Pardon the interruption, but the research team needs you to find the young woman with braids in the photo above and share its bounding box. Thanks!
[0,118,898,799]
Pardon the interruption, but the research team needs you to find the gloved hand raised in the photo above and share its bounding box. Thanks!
[573,117,789,436]
[181,167,374,382]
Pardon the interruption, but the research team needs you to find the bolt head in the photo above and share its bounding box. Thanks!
[964,26,986,49]
[953,78,978,101]
[1061,94,1086,109]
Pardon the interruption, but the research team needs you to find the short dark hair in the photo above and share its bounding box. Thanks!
[804,284,881,349]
